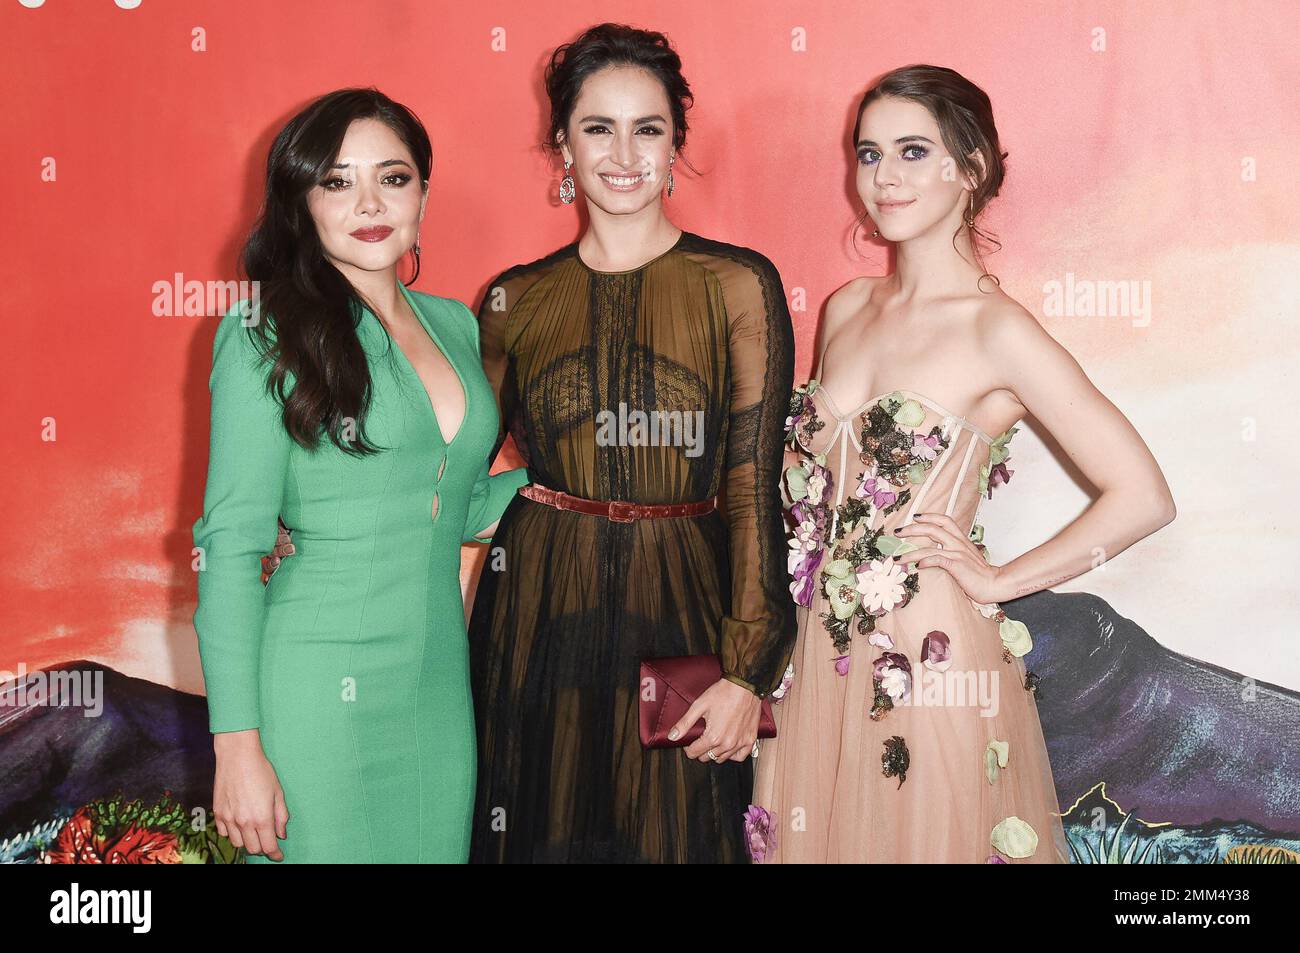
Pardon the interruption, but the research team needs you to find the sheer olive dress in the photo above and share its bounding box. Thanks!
[467,231,798,863]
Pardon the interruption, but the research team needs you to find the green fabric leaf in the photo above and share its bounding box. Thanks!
[991,816,1039,859]
[999,618,1033,657]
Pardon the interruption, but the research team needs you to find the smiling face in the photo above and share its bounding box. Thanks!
[854,95,981,243]
[306,117,427,282]
[557,64,675,215]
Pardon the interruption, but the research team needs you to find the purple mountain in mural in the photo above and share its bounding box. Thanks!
[1,589,1297,859]
[1008,589,1300,833]
[0,660,214,844]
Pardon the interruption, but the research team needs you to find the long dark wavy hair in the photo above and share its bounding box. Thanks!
[851,64,1008,282]
[240,87,432,455]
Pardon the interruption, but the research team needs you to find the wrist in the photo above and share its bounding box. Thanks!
[213,727,262,753]
[720,670,762,698]
[990,561,1023,604]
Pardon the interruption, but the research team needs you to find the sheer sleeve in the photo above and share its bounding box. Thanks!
[716,254,798,697]
[457,297,529,544]
[192,303,291,733]
[476,272,531,469]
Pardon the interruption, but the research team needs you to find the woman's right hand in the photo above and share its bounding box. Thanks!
[212,730,289,861]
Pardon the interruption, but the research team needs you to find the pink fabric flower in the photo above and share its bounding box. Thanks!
[873,651,913,701]
[770,664,795,702]
[788,550,823,606]
[786,518,824,607]
[868,630,894,650]
[855,557,909,614]
[833,654,851,676]
[744,805,777,862]
[854,469,899,509]
[913,432,941,462]
[987,461,1014,498]
[921,630,952,672]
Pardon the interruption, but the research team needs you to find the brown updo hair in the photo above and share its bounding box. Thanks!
[543,22,696,172]
[852,64,1008,284]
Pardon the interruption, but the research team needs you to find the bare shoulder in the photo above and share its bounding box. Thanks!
[823,275,881,340]
[974,291,1092,415]
[975,291,1058,358]
[826,275,879,315]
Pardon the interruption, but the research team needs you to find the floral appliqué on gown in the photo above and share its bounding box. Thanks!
[747,378,1071,863]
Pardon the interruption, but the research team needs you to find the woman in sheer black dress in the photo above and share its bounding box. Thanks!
[467,24,797,863]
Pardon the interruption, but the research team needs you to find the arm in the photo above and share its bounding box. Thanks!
[901,303,1176,603]
[671,254,799,763]
[192,304,291,734]
[717,257,799,698]
[461,437,532,545]
[457,296,530,545]
[462,459,531,544]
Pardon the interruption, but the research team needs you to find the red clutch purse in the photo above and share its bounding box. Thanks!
[638,653,777,749]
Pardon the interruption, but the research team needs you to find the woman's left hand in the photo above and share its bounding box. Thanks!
[668,678,761,763]
[895,512,1005,605]
[259,518,296,586]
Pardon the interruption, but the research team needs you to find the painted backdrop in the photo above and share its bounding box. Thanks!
[2,0,1298,863]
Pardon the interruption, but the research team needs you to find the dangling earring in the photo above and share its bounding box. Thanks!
[666,153,676,198]
[963,192,976,228]
[410,235,422,284]
[559,158,576,205]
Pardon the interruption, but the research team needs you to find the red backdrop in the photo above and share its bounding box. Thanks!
[3,0,1299,698]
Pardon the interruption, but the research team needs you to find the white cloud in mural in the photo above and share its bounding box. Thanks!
[113,616,206,698]
[981,246,1300,691]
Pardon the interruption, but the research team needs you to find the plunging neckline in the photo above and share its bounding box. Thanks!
[811,380,995,445]
[371,282,469,447]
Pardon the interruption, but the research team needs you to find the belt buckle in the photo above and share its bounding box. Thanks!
[608,500,637,523]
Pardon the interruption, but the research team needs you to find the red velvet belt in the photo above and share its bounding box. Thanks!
[519,482,717,523]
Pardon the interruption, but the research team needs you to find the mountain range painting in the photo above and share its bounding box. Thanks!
[2,589,1297,863]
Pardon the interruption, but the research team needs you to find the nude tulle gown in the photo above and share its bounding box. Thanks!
[749,377,1070,864]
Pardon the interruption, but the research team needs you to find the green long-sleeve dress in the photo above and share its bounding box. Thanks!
[192,280,529,863]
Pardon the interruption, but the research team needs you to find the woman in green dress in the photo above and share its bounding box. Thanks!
[192,88,527,863]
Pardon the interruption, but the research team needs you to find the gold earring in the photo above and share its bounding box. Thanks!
[667,154,676,198]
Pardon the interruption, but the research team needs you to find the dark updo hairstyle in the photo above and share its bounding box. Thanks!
[852,64,1008,283]
[543,22,697,174]
[240,87,432,455]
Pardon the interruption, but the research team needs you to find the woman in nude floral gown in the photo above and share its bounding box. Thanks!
[748,65,1176,863]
